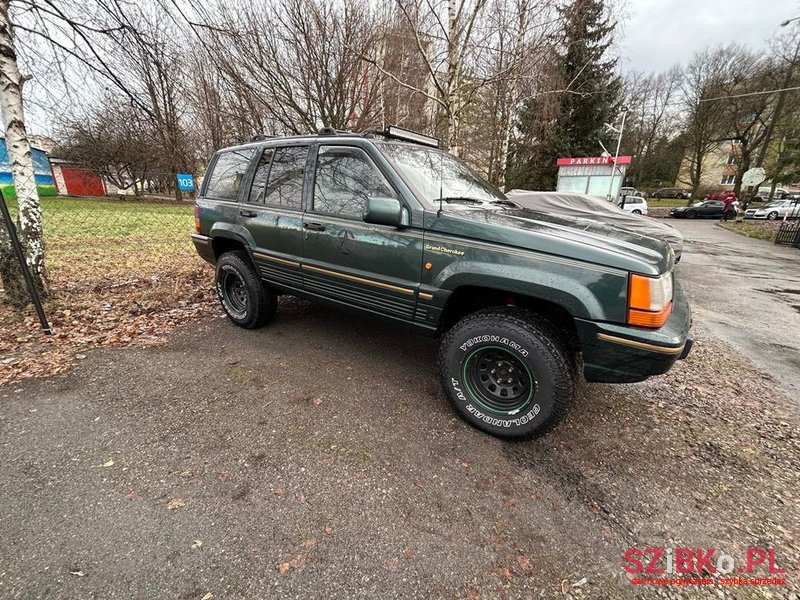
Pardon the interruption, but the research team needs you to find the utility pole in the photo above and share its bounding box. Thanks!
[606,107,628,203]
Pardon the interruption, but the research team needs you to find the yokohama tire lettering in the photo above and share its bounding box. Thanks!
[459,335,529,357]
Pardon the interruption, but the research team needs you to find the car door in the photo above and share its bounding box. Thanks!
[238,145,309,293]
[301,143,423,325]
[702,201,722,217]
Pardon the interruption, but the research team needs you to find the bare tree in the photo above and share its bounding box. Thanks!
[196,0,384,137]
[678,47,735,198]
[623,66,681,186]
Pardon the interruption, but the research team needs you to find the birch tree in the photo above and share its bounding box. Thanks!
[0,0,47,306]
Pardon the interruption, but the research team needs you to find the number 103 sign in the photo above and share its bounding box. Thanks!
[176,173,195,192]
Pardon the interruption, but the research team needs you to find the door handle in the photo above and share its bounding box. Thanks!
[239,209,257,218]
[304,222,326,231]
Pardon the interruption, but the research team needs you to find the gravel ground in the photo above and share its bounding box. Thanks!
[1,293,798,599]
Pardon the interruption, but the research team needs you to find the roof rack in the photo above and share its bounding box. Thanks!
[364,124,440,148]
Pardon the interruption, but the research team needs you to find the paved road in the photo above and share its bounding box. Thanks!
[1,295,798,598]
[670,220,800,400]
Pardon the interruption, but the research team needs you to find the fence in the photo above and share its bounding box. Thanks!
[774,204,800,248]
[1,194,212,333]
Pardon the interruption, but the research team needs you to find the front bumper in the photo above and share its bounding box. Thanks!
[576,282,693,383]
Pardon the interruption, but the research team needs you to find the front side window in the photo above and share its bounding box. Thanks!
[265,147,308,209]
[313,146,396,218]
[205,148,256,200]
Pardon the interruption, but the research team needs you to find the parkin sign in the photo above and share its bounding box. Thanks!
[556,156,633,166]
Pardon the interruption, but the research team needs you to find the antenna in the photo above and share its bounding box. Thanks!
[437,149,444,217]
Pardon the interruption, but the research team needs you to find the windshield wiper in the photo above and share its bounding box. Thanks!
[486,198,518,207]
[435,196,486,204]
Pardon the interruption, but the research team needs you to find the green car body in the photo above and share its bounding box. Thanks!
[192,132,692,388]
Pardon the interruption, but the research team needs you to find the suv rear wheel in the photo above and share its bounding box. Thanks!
[438,307,575,439]
[215,251,277,329]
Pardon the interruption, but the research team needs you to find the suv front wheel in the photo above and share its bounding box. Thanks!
[438,307,575,439]
[215,251,277,329]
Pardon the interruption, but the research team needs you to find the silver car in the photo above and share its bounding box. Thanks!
[745,199,800,220]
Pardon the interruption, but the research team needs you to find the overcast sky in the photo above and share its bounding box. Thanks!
[618,0,800,73]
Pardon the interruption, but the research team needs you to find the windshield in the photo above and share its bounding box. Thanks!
[378,142,508,207]
[763,202,783,208]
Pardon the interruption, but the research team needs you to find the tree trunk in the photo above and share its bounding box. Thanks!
[0,1,48,306]
[446,0,460,157]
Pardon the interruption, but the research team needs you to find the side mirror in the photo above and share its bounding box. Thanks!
[364,196,402,227]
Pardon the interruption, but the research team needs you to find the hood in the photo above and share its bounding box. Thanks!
[507,191,683,256]
[427,204,673,275]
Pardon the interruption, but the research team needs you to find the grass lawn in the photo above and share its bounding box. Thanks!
[718,220,779,242]
[3,196,194,241]
[646,198,691,208]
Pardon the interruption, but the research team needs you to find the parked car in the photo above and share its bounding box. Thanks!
[744,199,800,220]
[753,187,789,201]
[192,126,692,439]
[670,200,730,219]
[620,186,646,199]
[618,195,648,215]
[653,188,691,199]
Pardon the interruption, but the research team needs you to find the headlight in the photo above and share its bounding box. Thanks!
[628,272,673,328]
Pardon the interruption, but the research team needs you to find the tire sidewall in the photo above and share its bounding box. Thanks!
[216,257,258,327]
[441,326,558,437]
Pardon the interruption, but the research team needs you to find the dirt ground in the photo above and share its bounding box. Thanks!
[1,288,798,599]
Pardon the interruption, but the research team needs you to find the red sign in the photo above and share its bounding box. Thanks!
[556,156,632,166]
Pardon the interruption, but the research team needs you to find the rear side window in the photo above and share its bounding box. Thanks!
[247,149,275,204]
[313,146,396,218]
[205,148,256,200]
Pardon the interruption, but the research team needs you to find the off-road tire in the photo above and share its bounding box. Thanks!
[438,307,575,439]
[215,251,277,329]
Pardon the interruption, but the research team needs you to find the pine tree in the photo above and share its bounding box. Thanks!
[507,0,621,190]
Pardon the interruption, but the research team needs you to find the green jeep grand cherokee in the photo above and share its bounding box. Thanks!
[192,126,692,439]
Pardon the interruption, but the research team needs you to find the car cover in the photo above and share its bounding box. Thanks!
[505,190,684,259]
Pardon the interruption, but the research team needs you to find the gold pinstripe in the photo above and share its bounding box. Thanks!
[596,333,684,355]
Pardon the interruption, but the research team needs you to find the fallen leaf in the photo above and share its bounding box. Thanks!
[301,538,316,548]
[311,396,324,406]
[323,525,333,535]
[192,540,203,549]
[385,557,399,571]
[561,579,570,594]
[516,555,532,572]
[403,548,415,559]
[278,562,291,574]
[201,593,213,600]
[102,459,114,467]
[167,498,186,509]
